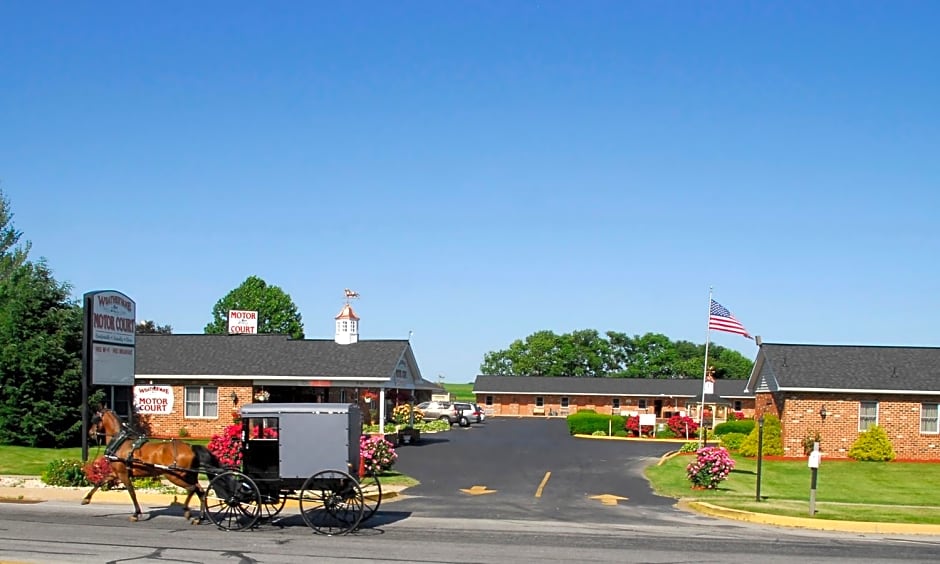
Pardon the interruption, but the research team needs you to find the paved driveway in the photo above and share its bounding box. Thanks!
[390,417,686,523]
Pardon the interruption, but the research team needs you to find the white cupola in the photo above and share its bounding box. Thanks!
[334,303,360,345]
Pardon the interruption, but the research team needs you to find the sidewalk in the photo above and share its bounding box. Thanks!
[0,476,402,510]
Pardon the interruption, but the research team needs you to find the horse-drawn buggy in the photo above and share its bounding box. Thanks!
[88,403,382,535]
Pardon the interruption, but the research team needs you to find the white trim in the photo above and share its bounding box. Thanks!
[777,387,940,395]
[471,391,702,397]
[139,374,389,383]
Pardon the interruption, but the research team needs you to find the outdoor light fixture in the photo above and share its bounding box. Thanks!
[230,391,239,404]
[819,405,829,419]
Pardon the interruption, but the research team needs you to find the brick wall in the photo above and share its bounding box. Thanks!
[137,382,249,439]
[778,393,940,461]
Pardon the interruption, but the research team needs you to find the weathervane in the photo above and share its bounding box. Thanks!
[343,288,360,304]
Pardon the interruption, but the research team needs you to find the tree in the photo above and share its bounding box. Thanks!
[0,190,30,280]
[136,320,173,334]
[0,260,83,447]
[204,275,304,339]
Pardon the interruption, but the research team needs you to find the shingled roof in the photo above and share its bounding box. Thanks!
[472,375,751,399]
[135,334,414,381]
[746,343,940,394]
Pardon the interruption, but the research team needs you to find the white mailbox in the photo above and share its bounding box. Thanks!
[808,450,821,469]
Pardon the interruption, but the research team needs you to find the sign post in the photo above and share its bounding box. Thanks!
[808,442,821,516]
[82,290,136,461]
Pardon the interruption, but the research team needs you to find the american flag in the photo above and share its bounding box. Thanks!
[709,299,752,339]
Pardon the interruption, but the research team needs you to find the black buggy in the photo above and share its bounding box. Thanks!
[202,403,382,535]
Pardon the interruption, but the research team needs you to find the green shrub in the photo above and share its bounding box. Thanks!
[613,430,627,437]
[42,458,91,487]
[656,427,677,439]
[848,425,896,461]
[713,419,756,436]
[678,441,699,454]
[738,414,784,457]
[720,432,747,452]
[566,411,624,435]
[591,430,607,436]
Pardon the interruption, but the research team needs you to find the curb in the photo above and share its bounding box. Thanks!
[682,500,940,535]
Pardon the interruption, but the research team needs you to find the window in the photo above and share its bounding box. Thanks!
[612,398,621,410]
[733,400,743,411]
[535,396,544,407]
[858,401,878,431]
[185,386,218,418]
[339,389,348,403]
[921,403,939,434]
[638,399,647,409]
[485,395,493,406]
[560,397,569,408]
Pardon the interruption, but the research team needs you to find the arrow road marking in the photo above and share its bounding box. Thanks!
[460,485,497,495]
[589,494,628,506]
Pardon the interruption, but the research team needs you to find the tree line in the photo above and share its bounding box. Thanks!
[480,329,753,379]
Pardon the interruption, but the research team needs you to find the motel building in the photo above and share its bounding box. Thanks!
[122,303,441,439]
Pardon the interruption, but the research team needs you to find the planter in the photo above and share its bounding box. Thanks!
[398,428,420,445]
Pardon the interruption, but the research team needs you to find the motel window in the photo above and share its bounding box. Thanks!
[485,395,493,406]
[921,403,939,434]
[638,399,647,409]
[185,386,219,418]
[560,397,569,408]
[733,400,743,411]
[612,398,621,410]
[535,396,544,407]
[858,401,878,431]
[339,389,348,403]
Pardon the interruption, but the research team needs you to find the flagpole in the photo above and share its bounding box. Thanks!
[699,286,713,447]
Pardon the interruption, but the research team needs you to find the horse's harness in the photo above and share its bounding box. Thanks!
[98,415,182,474]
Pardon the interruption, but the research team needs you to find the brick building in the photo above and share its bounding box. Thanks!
[122,304,440,438]
[746,343,940,461]
[472,374,756,427]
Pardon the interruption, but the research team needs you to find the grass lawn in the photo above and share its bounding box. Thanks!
[646,453,940,524]
[442,383,476,402]
[0,441,209,476]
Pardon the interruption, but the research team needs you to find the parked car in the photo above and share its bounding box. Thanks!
[415,401,462,425]
[454,402,482,424]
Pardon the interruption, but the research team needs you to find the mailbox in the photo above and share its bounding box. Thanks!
[808,450,821,469]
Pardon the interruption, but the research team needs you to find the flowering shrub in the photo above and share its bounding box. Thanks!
[207,423,278,468]
[83,456,120,489]
[360,435,397,475]
[391,404,423,425]
[666,415,699,438]
[686,446,735,489]
[625,416,654,437]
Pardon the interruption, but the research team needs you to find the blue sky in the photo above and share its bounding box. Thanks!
[2,2,937,383]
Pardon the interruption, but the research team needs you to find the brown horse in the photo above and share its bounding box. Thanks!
[85,407,221,522]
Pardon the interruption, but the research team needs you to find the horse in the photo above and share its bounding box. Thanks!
[85,407,222,523]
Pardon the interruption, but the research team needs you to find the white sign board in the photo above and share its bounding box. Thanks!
[639,413,657,426]
[228,310,258,334]
[92,344,135,386]
[90,291,136,346]
[134,385,174,414]
[704,380,714,395]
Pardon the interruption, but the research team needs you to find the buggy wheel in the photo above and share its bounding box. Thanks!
[252,491,286,521]
[359,471,383,523]
[204,471,262,531]
[299,470,364,535]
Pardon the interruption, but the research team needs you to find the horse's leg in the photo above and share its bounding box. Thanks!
[114,466,144,522]
[81,483,101,505]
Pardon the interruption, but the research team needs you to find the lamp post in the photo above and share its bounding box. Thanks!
[755,414,765,502]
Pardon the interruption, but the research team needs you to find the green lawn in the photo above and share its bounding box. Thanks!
[443,383,476,402]
[646,453,940,524]
[0,441,208,476]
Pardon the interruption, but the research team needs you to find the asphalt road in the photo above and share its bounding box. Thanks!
[392,417,682,523]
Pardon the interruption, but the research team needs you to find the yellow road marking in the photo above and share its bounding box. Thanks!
[589,493,628,506]
[535,471,551,498]
[460,485,497,495]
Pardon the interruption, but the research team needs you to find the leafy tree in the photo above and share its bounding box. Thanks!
[0,260,83,446]
[0,190,30,280]
[136,320,173,334]
[204,275,304,339]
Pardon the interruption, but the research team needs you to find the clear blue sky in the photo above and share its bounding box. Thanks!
[2,2,937,383]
